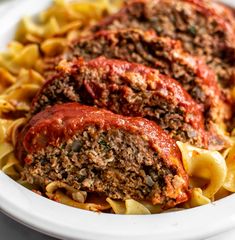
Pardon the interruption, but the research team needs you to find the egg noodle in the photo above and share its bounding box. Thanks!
[0,0,234,214]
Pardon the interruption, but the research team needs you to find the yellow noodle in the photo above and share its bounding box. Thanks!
[46,181,88,203]
[177,142,227,199]
[51,190,111,211]
[0,43,40,74]
[106,198,126,214]
[15,0,123,44]
[1,153,21,180]
[0,119,14,142]
[0,68,16,93]
[106,198,162,214]
[184,188,211,208]
[41,38,67,57]
[223,143,235,192]
[125,199,151,215]
[7,118,27,146]
[0,142,13,163]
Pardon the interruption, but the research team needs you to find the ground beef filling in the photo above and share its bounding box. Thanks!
[22,126,182,206]
[72,30,206,105]
[32,71,203,147]
[93,0,235,87]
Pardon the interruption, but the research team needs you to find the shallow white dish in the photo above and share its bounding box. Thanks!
[0,0,235,239]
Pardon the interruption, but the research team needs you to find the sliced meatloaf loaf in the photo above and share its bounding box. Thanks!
[18,103,190,208]
[70,28,230,128]
[92,0,235,88]
[31,57,211,148]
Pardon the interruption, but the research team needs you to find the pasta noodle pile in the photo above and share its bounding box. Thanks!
[0,0,235,214]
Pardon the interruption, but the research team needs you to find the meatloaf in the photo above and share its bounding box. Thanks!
[18,103,190,208]
[31,57,211,148]
[70,28,230,127]
[92,0,235,88]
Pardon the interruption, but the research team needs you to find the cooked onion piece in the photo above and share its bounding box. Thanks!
[177,142,227,198]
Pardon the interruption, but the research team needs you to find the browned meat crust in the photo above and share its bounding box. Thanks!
[92,0,235,89]
[70,28,231,133]
[31,57,212,148]
[18,103,190,208]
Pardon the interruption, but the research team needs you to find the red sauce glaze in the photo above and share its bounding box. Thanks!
[23,103,181,168]
[83,58,204,127]
[170,43,222,110]
[20,103,190,206]
[32,57,208,148]
[75,29,223,115]
[79,57,207,139]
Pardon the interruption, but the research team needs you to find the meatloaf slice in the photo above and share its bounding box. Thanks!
[31,57,211,148]
[92,0,235,88]
[18,103,190,208]
[70,28,230,128]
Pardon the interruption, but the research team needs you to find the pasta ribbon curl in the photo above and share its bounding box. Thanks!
[177,142,227,198]
[223,143,235,192]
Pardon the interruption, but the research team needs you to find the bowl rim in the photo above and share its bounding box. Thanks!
[1,171,235,240]
[0,0,235,239]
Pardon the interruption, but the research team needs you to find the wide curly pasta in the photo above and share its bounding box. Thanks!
[223,143,235,192]
[177,142,227,203]
[0,119,21,180]
[15,0,122,44]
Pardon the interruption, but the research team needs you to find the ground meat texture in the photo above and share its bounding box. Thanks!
[92,0,235,88]
[31,57,210,148]
[209,2,235,33]
[70,28,231,128]
[18,103,190,208]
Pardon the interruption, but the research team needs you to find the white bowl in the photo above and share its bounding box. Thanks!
[0,1,235,239]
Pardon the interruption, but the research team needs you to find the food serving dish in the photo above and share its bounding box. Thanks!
[0,0,235,239]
